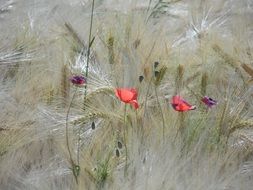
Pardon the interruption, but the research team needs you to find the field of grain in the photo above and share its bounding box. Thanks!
[1,0,253,189]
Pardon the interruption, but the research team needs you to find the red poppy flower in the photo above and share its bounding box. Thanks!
[70,75,86,86]
[115,88,139,109]
[171,95,196,112]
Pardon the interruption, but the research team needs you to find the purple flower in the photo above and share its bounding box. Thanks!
[201,96,217,108]
[70,75,86,86]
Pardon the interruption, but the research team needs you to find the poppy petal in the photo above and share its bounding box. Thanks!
[130,88,138,100]
[115,88,135,102]
[115,88,138,103]
[130,100,139,109]
[172,95,182,105]
[171,95,196,112]
[115,89,121,99]
[115,88,139,109]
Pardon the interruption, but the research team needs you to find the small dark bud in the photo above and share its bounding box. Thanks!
[154,61,159,68]
[117,141,123,149]
[133,39,141,49]
[75,165,80,172]
[116,149,120,157]
[143,157,146,164]
[91,121,95,130]
[73,165,80,177]
[139,75,144,83]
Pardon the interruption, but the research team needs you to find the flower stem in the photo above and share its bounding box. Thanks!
[155,87,165,142]
[123,104,128,175]
[65,87,79,183]
[76,0,95,169]
[143,77,152,118]
[83,0,95,100]
[76,126,82,166]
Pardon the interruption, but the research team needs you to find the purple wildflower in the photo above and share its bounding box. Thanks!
[70,75,86,86]
[201,96,217,108]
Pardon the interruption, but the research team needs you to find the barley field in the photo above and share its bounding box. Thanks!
[1,0,253,189]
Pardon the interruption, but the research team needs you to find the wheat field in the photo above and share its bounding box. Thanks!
[1,0,253,189]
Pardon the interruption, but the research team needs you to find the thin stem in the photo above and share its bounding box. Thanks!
[143,77,152,118]
[76,0,95,166]
[179,113,185,137]
[147,0,153,12]
[65,87,79,182]
[135,109,139,136]
[155,87,165,142]
[83,0,95,100]
[123,104,128,175]
[76,126,82,165]
[66,87,78,162]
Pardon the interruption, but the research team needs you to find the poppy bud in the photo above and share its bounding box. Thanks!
[91,121,95,130]
[118,141,123,149]
[154,61,159,68]
[139,75,144,83]
[116,149,120,157]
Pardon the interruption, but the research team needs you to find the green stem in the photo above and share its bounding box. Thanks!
[123,104,128,175]
[84,0,95,100]
[76,126,82,165]
[65,87,79,182]
[155,87,165,142]
[143,77,152,118]
[147,0,153,12]
[76,0,95,167]
[179,113,185,137]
